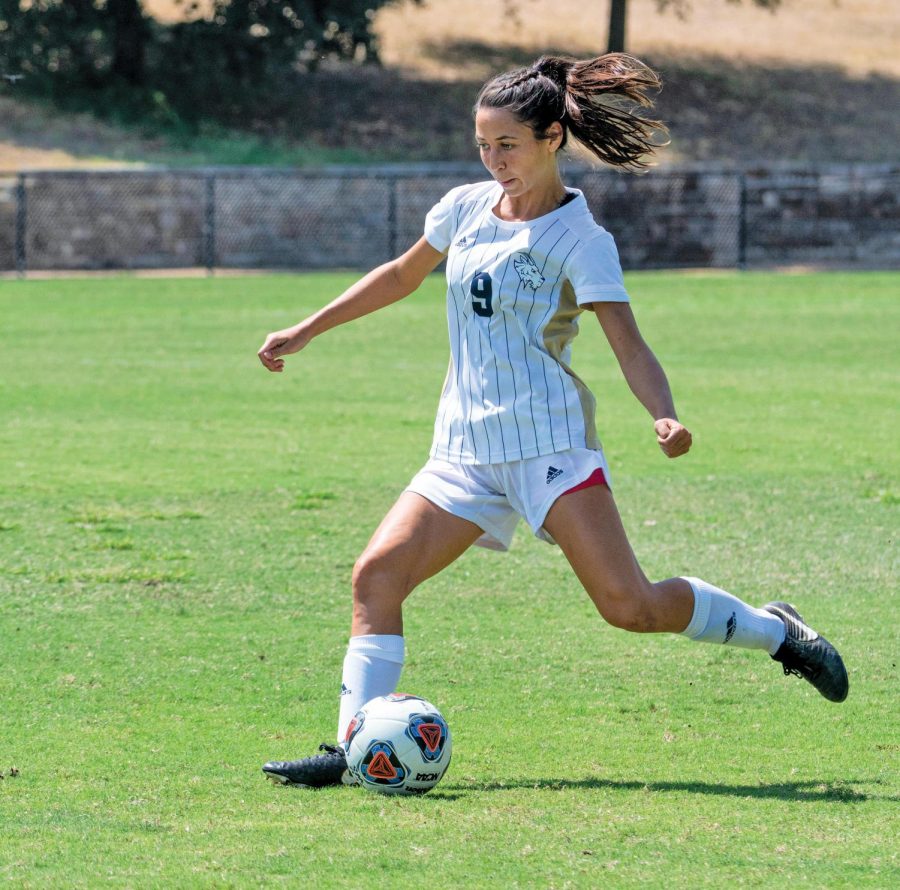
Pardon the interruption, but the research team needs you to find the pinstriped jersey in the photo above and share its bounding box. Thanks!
[423,181,630,465]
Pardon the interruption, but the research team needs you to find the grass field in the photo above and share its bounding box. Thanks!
[0,271,897,887]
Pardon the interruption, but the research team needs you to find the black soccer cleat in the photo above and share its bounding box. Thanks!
[262,744,354,788]
[763,602,849,702]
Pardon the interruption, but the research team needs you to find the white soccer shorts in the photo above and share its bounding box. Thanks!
[405,447,612,551]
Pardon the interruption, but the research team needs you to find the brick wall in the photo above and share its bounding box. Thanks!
[1,164,897,273]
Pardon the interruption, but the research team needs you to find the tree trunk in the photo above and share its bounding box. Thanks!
[607,0,627,53]
[109,0,148,85]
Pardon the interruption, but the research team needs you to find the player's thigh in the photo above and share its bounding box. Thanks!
[542,484,652,618]
[354,491,484,596]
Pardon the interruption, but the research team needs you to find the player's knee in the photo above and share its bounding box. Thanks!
[591,583,657,633]
[352,549,414,606]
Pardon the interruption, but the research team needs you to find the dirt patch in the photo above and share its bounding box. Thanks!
[375,0,900,80]
[0,96,149,171]
[182,54,899,165]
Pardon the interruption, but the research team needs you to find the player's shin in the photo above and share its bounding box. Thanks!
[680,577,786,654]
[337,634,405,743]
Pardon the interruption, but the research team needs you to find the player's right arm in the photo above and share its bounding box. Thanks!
[257,237,445,372]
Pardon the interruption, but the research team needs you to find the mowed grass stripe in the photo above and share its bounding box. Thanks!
[0,272,897,888]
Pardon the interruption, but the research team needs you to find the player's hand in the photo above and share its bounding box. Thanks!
[654,418,692,458]
[257,325,309,373]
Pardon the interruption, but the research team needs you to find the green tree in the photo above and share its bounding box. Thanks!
[0,1,418,112]
[0,0,152,91]
[607,0,782,54]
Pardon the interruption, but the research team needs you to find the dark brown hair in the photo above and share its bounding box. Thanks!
[474,53,668,170]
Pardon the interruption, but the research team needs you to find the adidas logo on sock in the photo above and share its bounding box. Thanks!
[724,612,737,644]
[340,683,351,696]
[546,466,564,483]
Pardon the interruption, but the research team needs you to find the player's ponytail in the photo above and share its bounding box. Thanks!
[474,53,668,170]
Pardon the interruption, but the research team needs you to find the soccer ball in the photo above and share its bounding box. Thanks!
[343,693,452,795]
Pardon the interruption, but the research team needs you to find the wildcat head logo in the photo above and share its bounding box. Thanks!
[513,252,545,291]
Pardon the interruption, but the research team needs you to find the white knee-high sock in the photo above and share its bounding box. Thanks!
[681,577,786,654]
[337,634,405,743]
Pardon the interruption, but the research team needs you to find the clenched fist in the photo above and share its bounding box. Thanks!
[654,418,692,458]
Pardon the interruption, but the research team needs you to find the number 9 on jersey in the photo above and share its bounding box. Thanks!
[470,271,493,317]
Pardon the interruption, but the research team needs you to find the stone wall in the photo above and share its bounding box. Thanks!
[0,164,897,273]
[0,175,18,271]
[24,171,206,270]
[214,171,393,269]
[744,166,900,266]
[576,169,742,269]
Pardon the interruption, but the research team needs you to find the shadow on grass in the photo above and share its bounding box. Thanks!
[3,45,898,166]
[419,41,900,165]
[434,777,890,803]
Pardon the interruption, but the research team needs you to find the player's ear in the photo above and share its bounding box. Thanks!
[545,121,564,152]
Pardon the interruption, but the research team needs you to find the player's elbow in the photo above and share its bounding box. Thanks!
[387,259,419,298]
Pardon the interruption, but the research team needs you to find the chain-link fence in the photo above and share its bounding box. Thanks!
[1,164,897,274]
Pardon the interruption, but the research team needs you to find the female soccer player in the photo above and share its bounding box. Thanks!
[257,53,848,788]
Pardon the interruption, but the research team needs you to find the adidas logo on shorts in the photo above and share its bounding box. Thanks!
[546,466,564,483]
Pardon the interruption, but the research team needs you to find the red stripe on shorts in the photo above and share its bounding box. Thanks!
[562,467,608,496]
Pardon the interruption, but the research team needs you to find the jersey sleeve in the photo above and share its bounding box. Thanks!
[423,186,466,252]
[565,231,630,305]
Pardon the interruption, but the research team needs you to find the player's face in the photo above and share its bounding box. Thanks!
[474,107,562,197]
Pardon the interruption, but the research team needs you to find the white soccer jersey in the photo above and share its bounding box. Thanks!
[423,180,629,465]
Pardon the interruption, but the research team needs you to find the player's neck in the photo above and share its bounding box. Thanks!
[495,175,568,223]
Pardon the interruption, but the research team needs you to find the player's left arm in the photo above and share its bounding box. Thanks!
[592,301,692,458]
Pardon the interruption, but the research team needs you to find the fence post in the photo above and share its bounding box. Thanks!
[203,172,216,275]
[737,172,748,270]
[15,173,26,276]
[387,175,398,262]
